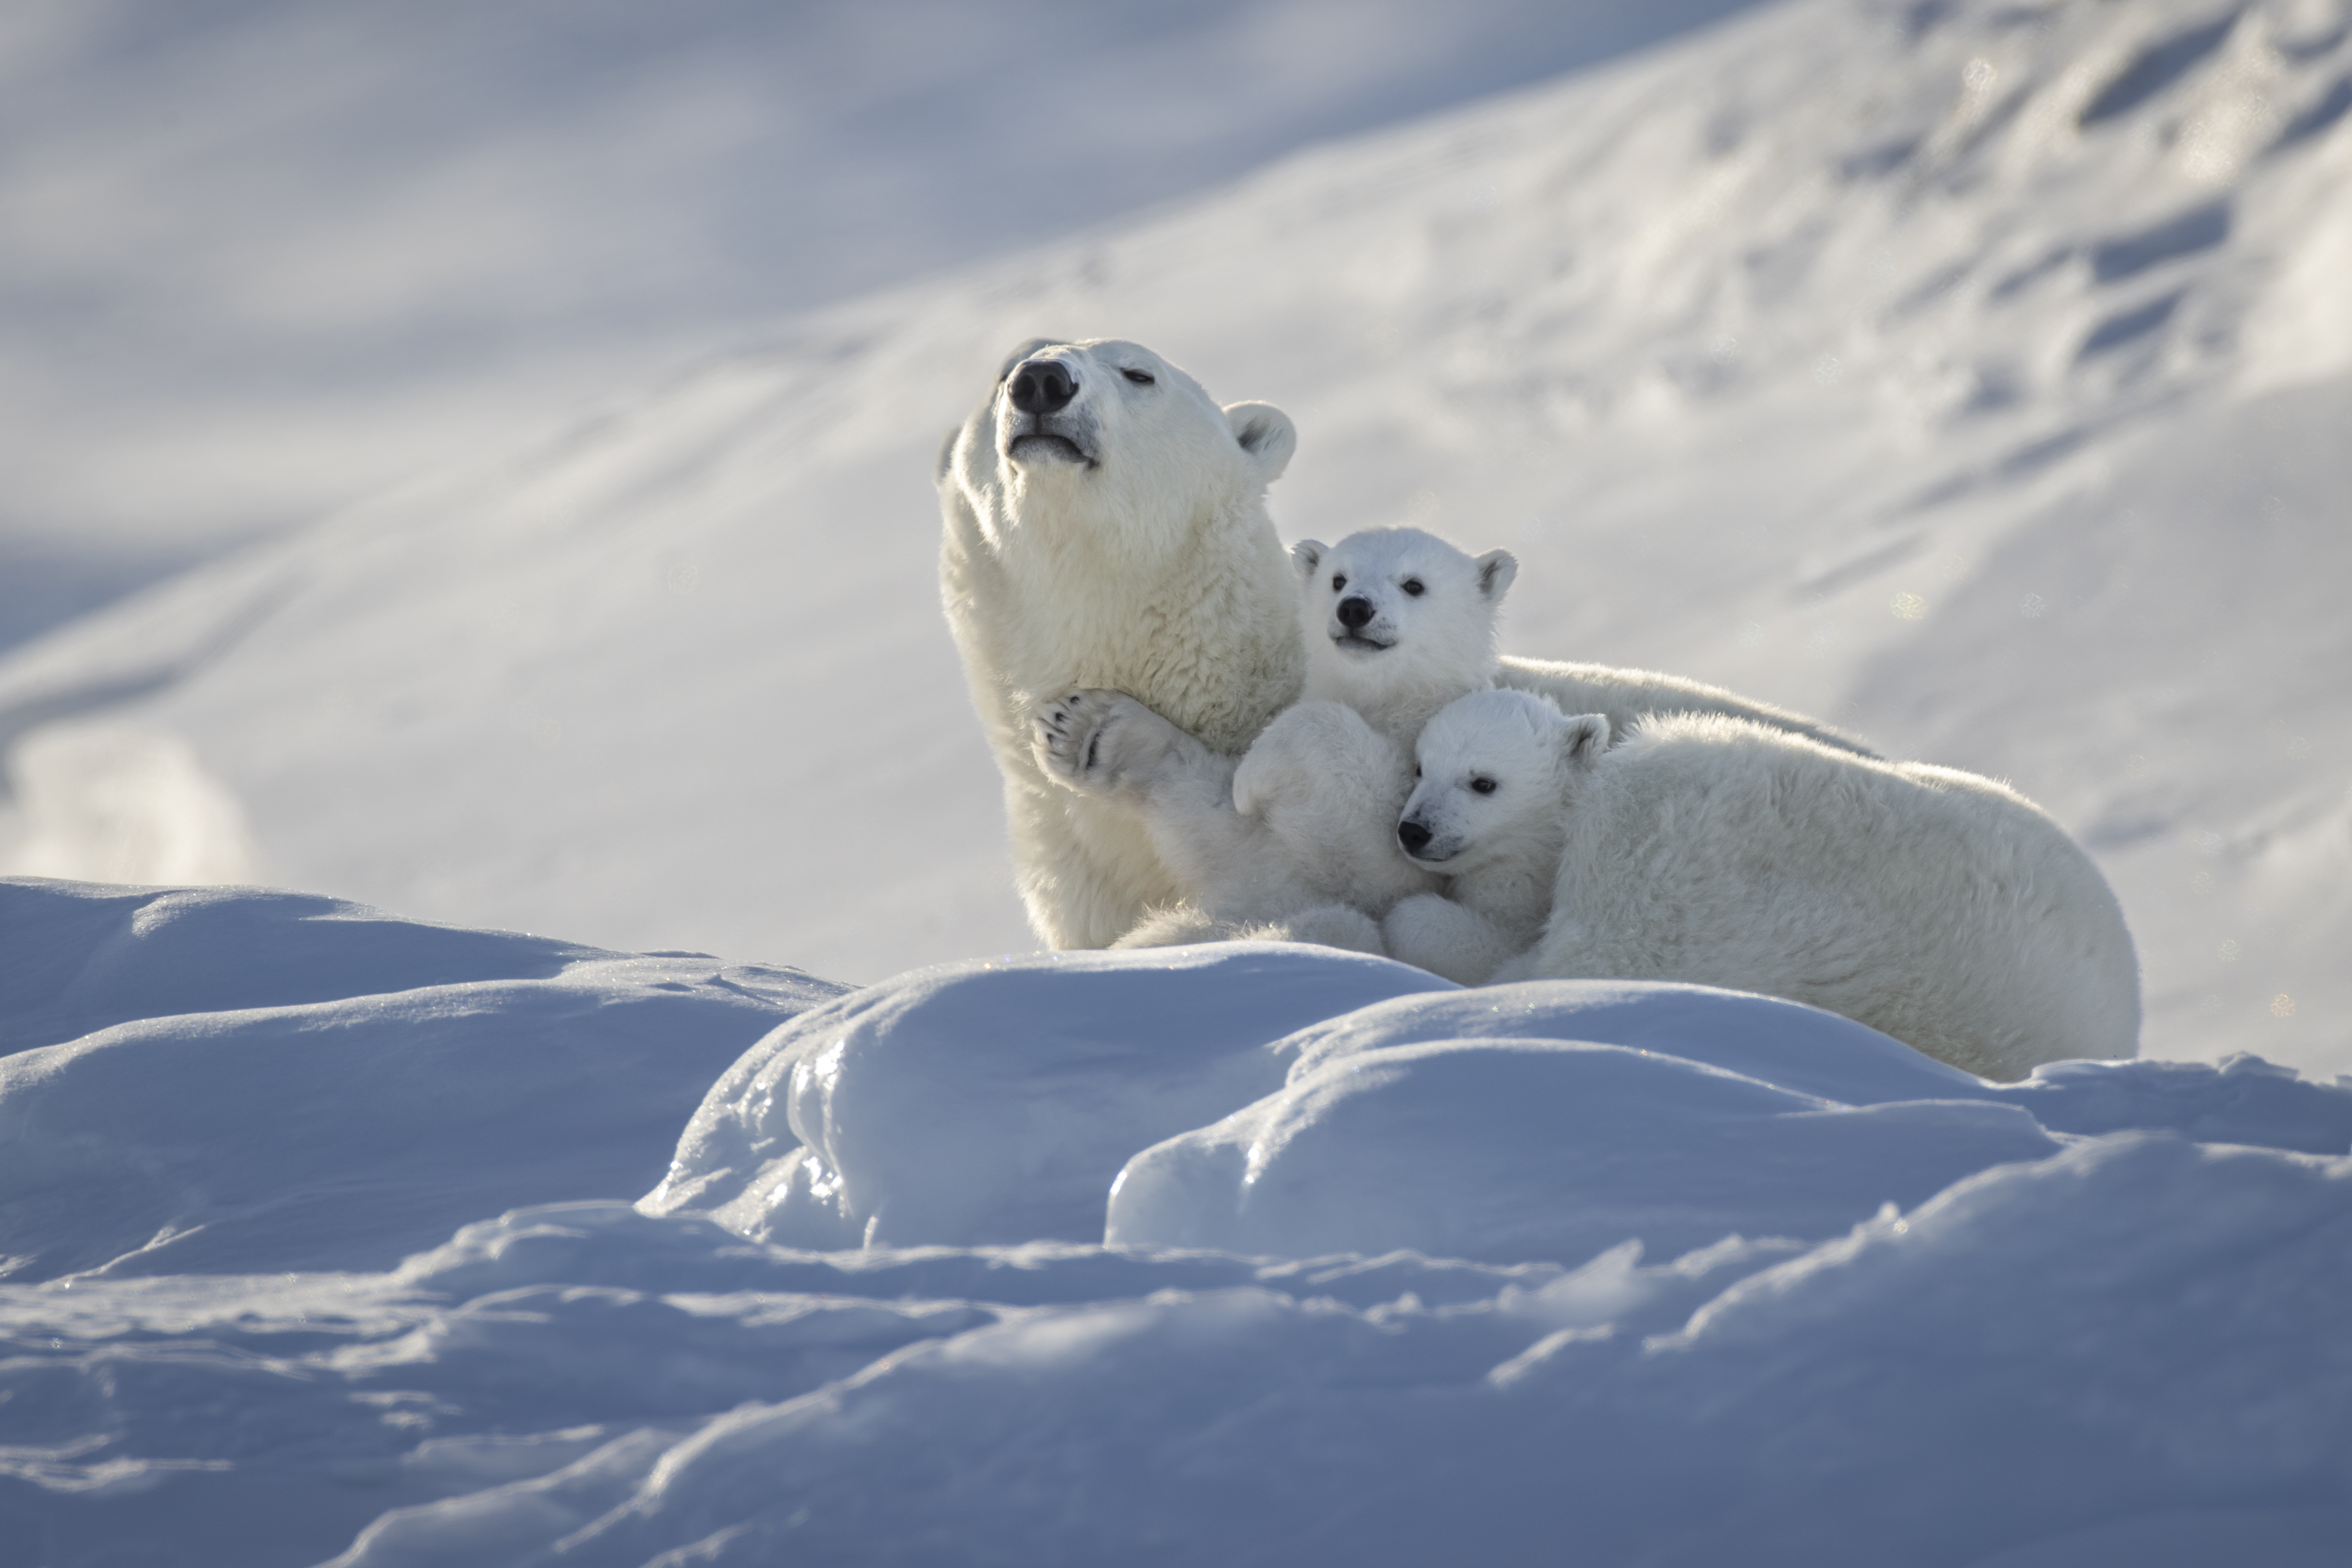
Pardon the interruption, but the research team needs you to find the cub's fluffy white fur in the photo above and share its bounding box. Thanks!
[938,338,1871,950]
[1033,528,1514,945]
[1388,691,2141,1080]
[1383,690,1608,985]
[1288,527,1519,745]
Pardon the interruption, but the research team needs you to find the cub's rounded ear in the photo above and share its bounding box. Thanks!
[1225,402,1297,483]
[1291,539,1327,579]
[998,337,1061,381]
[1476,549,1519,602]
[1558,713,1611,766]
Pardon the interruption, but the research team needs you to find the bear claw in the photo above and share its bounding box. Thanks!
[1034,688,1167,796]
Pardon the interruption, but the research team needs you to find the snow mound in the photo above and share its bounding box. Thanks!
[1111,1007,2352,1261]
[643,940,2352,1271]
[338,1136,2352,1567]
[0,878,844,1280]
[644,942,1453,1248]
[4,883,2350,1563]
[1279,980,2352,1149]
[1108,1034,2062,1263]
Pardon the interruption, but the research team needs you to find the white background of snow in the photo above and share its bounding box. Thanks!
[2,0,2345,1071]
[0,0,1757,648]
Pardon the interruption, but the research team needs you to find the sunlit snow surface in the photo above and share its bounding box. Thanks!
[4,877,2349,1565]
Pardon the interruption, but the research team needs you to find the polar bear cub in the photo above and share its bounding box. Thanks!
[1034,527,1516,947]
[1382,690,1609,985]
[1385,690,2141,1080]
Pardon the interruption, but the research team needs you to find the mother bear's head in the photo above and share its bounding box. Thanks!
[938,338,1297,565]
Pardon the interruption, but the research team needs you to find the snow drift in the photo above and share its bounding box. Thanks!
[0,878,844,1279]
[4,880,2349,1565]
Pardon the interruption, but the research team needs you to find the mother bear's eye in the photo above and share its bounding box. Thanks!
[1331,574,1347,591]
[1470,777,1497,794]
[1122,368,1156,385]
[1402,579,1425,596]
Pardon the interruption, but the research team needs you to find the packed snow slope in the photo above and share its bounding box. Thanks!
[3,876,2349,1566]
[2,0,2349,1070]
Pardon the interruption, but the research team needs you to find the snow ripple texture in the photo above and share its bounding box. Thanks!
[4,877,2350,1565]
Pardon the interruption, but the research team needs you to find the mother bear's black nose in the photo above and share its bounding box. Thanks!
[1398,819,1432,854]
[1338,595,1375,630]
[1009,360,1078,415]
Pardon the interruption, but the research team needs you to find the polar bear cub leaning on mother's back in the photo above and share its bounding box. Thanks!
[1033,527,1517,950]
[1386,690,2141,1080]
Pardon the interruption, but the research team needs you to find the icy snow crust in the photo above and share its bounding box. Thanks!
[6,878,2351,1564]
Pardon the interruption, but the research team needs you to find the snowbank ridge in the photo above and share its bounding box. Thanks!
[7,880,2348,1563]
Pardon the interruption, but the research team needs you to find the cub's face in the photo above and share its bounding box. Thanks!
[941,338,1295,557]
[1398,691,1607,869]
[1290,527,1516,673]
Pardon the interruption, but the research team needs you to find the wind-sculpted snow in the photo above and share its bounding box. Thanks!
[1107,1037,2065,1262]
[0,878,845,1280]
[4,884,2350,1563]
[643,943,1453,1248]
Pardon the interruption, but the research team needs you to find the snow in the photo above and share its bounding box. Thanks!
[6,0,2352,1559]
[644,943,1452,1249]
[0,0,1759,634]
[0,878,844,1279]
[4,880,2349,1564]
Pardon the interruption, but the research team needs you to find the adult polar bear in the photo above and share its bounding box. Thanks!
[939,338,1866,949]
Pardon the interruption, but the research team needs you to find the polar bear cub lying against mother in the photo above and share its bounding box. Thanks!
[1386,690,2140,1080]
[1034,527,1514,948]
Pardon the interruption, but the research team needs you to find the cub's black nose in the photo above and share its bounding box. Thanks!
[1008,360,1078,415]
[1397,819,1432,855]
[1337,595,1375,630]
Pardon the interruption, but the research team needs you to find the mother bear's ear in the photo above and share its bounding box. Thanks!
[1224,402,1297,483]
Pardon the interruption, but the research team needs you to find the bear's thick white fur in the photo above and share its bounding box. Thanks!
[1031,528,1514,943]
[939,337,1872,951]
[1389,691,2140,1079]
[939,338,1304,948]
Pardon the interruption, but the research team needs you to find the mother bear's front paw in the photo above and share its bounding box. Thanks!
[1033,689,1182,799]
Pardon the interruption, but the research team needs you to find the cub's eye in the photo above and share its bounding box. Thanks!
[1470,777,1498,795]
[1402,579,1426,597]
[1331,574,1347,591]
[1122,368,1156,385]
[1413,765,1422,778]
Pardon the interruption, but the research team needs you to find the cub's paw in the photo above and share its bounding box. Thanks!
[1032,689,1179,797]
[1381,893,1505,985]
